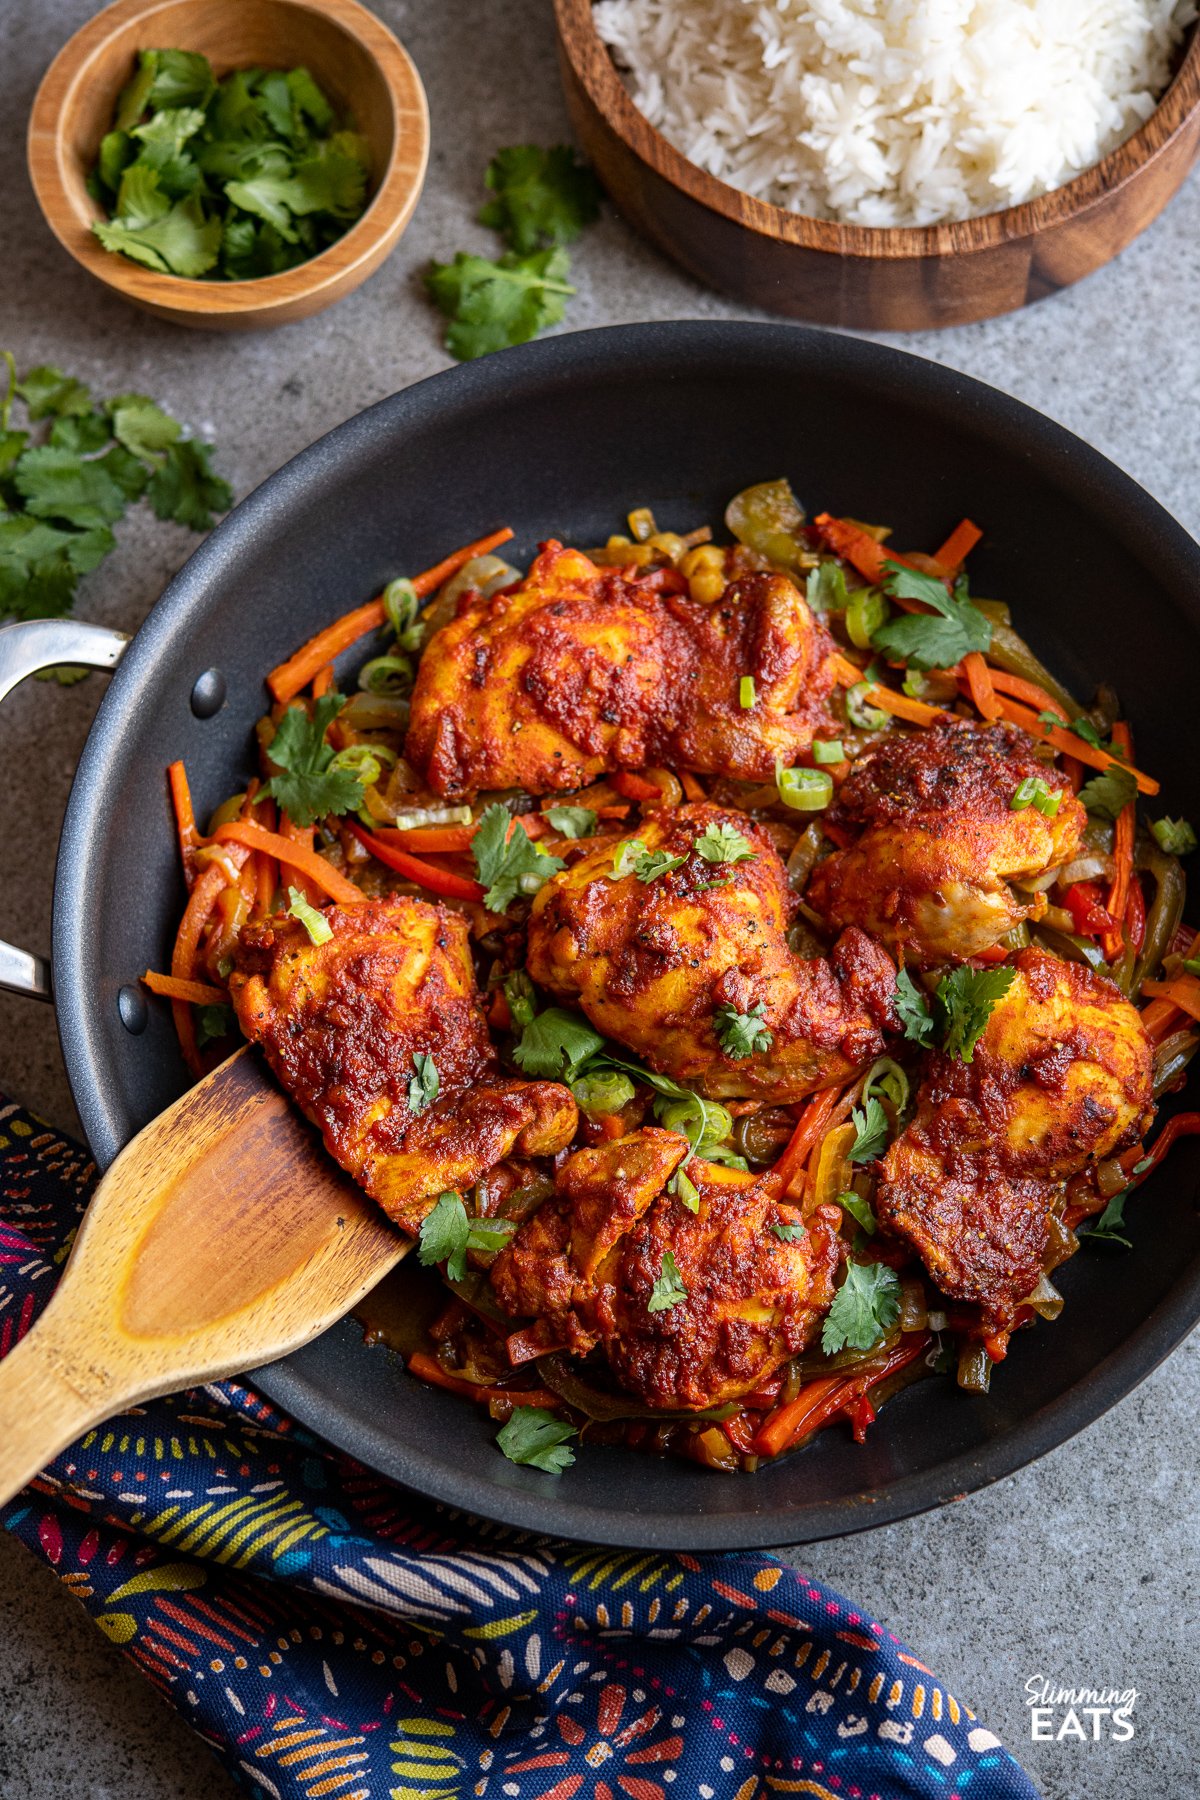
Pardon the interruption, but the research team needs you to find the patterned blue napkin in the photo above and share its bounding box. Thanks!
[0,1095,1037,1800]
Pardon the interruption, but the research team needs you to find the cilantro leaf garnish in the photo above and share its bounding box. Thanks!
[407,1051,440,1115]
[472,804,564,911]
[286,885,332,946]
[821,1260,901,1355]
[495,1406,577,1474]
[871,562,992,671]
[714,1001,773,1060]
[511,1007,605,1080]
[545,805,598,839]
[895,968,937,1046]
[647,1249,689,1313]
[836,1190,877,1237]
[1037,709,1105,749]
[1077,764,1137,822]
[196,1002,234,1048]
[264,693,366,828]
[771,1216,806,1244]
[478,144,602,253]
[609,839,687,884]
[1081,1188,1132,1250]
[694,821,757,866]
[426,247,575,362]
[936,964,1016,1063]
[849,1097,889,1163]
[416,1191,516,1283]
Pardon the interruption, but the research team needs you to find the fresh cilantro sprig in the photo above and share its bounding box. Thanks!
[849,1097,889,1163]
[407,1051,439,1115]
[1081,1189,1133,1250]
[472,804,564,912]
[545,804,598,839]
[647,1250,688,1313]
[511,1007,605,1080]
[264,692,366,828]
[427,145,602,360]
[714,1001,773,1060]
[478,145,602,253]
[89,51,369,280]
[197,1002,234,1047]
[609,839,687,884]
[895,964,1016,1063]
[871,562,992,671]
[694,822,757,866]
[1078,764,1138,822]
[0,354,231,634]
[495,1406,577,1474]
[1152,816,1197,856]
[821,1260,901,1355]
[771,1216,806,1244]
[417,1191,516,1283]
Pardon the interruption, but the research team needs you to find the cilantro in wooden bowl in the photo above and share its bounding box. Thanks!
[28,0,429,330]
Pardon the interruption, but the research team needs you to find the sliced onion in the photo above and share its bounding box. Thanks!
[389,804,474,830]
[927,1310,948,1333]
[438,554,524,611]
[1095,1156,1129,1200]
[1053,853,1114,888]
[957,1343,992,1393]
[786,821,825,893]
[1044,1213,1079,1273]
[1154,1030,1200,1097]
[899,1278,927,1332]
[1020,1272,1064,1320]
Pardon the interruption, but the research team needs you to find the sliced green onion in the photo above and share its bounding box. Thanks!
[776,765,834,812]
[811,738,845,765]
[846,587,888,649]
[739,675,756,709]
[359,653,412,696]
[1010,775,1059,815]
[1183,957,1200,978]
[845,682,889,731]
[1152,816,1198,856]
[329,742,397,788]
[383,577,422,648]
[287,885,332,945]
[570,1070,636,1117]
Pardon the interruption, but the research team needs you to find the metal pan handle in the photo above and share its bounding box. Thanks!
[0,619,129,1001]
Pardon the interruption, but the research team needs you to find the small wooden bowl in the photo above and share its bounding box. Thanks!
[28,0,429,330]
[555,0,1200,331]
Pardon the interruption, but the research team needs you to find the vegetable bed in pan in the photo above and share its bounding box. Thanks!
[21,322,1200,1547]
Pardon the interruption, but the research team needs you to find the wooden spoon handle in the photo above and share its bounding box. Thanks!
[0,1306,120,1505]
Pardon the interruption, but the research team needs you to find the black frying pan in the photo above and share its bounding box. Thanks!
[4,321,1199,1549]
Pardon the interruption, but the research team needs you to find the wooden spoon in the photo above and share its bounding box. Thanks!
[0,1047,408,1507]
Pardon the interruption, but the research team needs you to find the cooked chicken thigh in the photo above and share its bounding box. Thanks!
[490,1128,842,1410]
[807,720,1086,964]
[526,802,896,1101]
[876,949,1154,1330]
[230,896,577,1232]
[405,541,840,798]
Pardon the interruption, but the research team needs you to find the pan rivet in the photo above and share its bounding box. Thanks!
[191,668,227,718]
[117,984,148,1034]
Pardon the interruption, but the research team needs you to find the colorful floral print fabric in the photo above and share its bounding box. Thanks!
[0,1096,1038,1800]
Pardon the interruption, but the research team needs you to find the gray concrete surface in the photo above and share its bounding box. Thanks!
[2,1,1198,1795]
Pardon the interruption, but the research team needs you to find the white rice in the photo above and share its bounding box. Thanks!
[592,0,1195,226]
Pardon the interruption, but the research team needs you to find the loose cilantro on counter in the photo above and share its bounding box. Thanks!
[0,354,231,644]
[88,51,369,280]
[426,145,602,361]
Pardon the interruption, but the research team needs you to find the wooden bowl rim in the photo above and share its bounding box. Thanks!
[27,0,429,319]
[555,0,1200,261]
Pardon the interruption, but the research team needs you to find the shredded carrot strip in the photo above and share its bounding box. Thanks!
[1140,997,1184,1042]
[167,761,201,882]
[753,1336,930,1458]
[612,770,662,802]
[346,820,485,902]
[311,663,335,698]
[170,859,239,1072]
[813,514,919,587]
[1102,721,1135,960]
[678,769,706,803]
[405,1352,559,1411]
[373,824,476,854]
[276,814,321,907]
[214,821,362,904]
[985,667,1062,714]
[143,971,227,1006]
[933,518,982,573]
[829,653,947,725]
[994,695,1159,794]
[1142,974,1200,1024]
[266,527,516,703]
[771,1087,843,1198]
[961,651,1002,721]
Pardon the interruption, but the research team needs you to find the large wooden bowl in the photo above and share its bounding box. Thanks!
[554,0,1200,331]
[28,0,429,330]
